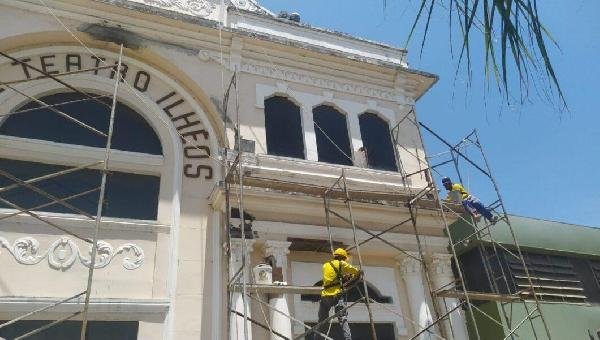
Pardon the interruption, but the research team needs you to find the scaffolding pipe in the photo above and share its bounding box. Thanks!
[0,51,111,109]
[2,83,107,137]
[2,65,114,86]
[341,170,378,340]
[0,188,100,222]
[0,291,86,330]
[246,293,334,340]
[292,298,365,340]
[408,301,465,340]
[0,196,90,242]
[0,161,103,194]
[474,130,552,339]
[79,44,123,340]
[14,311,81,340]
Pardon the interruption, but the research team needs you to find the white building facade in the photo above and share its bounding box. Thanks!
[0,0,468,339]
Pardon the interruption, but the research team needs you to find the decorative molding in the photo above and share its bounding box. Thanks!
[229,238,256,264]
[230,0,264,12]
[264,240,291,258]
[264,240,291,279]
[128,0,268,19]
[0,237,144,270]
[430,253,454,277]
[396,252,423,276]
[196,52,402,102]
[137,0,216,17]
[240,61,399,102]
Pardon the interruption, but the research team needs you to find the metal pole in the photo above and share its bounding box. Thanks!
[0,161,103,194]
[474,130,552,339]
[408,302,465,340]
[0,169,98,220]
[79,44,123,340]
[2,83,107,137]
[502,307,539,340]
[2,65,113,86]
[406,202,446,338]
[0,196,90,242]
[341,170,378,340]
[325,208,421,261]
[0,51,111,109]
[232,66,250,340]
[246,293,334,340]
[15,311,82,340]
[323,195,335,255]
[230,310,290,340]
[419,122,491,178]
[345,217,413,252]
[0,188,99,222]
[0,291,86,330]
[1,94,110,118]
[292,298,365,340]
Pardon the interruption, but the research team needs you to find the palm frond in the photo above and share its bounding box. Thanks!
[405,0,566,110]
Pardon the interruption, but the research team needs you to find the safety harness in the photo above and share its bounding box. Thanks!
[322,260,345,290]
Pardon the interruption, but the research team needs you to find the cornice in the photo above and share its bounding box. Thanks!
[0,297,169,314]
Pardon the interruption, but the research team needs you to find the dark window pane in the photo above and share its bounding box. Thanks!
[307,322,395,340]
[0,92,162,155]
[0,320,138,340]
[313,106,352,165]
[0,158,159,220]
[264,96,305,159]
[358,113,397,171]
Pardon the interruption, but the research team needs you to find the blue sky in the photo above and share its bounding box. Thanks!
[260,0,600,227]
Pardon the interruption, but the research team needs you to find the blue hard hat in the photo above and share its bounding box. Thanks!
[441,177,451,183]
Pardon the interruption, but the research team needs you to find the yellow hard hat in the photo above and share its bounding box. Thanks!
[333,248,348,259]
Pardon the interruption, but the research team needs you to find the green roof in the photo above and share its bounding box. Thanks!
[449,215,600,258]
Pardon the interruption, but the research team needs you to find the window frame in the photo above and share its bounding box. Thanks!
[312,104,353,166]
[358,111,399,172]
[0,78,176,223]
[263,94,307,160]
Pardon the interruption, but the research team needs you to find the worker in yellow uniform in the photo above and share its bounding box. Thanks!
[316,248,361,340]
[442,177,498,223]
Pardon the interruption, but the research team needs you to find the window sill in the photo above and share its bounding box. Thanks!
[239,153,417,195]
[0,209,170,233]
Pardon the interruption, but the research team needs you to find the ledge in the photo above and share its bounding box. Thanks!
[0,297,169,314]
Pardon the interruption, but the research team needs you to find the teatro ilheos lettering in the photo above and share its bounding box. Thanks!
[0,49,214,180]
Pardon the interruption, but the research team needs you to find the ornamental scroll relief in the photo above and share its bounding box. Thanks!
[0,237,144,270]
[135,0,264,18]
[137,0,216,17]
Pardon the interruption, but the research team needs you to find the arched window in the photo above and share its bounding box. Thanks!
[313,105,352,165]
[358,112,398,172]
[0,92,163,220]
[301,280,392,303]
[264,96,305,159]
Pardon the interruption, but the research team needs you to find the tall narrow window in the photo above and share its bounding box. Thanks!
[313,105,352,165]
[358,112,398,171]
[264,96,305,159]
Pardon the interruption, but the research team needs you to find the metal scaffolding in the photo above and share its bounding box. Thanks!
[0,46,124,340]
[0,4,553,340]
[223,103,554,340]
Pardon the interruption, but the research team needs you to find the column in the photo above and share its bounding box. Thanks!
[264,240,293,340]
[230,238,256,340]
[397,253,437,340]
[302,103,319,161]
[430,254,468,340]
